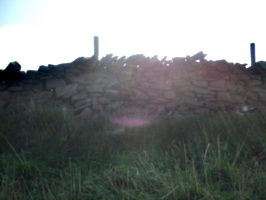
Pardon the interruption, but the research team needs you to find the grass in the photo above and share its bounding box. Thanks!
[1,102,266,199]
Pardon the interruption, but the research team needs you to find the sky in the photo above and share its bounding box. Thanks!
[0,0,265,71]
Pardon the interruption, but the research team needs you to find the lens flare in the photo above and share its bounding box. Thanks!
[111,116,152,127]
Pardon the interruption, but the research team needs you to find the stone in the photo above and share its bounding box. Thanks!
[169,70,188,80]
[217,92,230,102]
[208,86,226,92]
[11,91,32,98]
[257,61,266,70]
[209,80,225,88]
[106,101,126,111]
[26,70,37,79]
[249,75,261,81]
[99,97,110,104]
[150,97,168,103]
[148,90,162,97]
[10,96,32,104]
[71,92,87,102]
[185,98,203,107]
[149,81,167,90]
[196,93,215,99]
[189,51,207,62]
[86,85,103,93]
[62,92,78,100]
[0,70,4,81]
[134,90,149,100]
[183,92,195,97]
[45,100,63,108]
[165,80,172,86]
[24,83,43,90]
[204,101,219,110]
[236,104,257,113]
[123,106,143,114]
[246,100,258,106]
[187,71,199,79]
[231,74,250,81]
[105,80,119,89]
[65,68,82,75]
[220,74,230,80]
[92,105,103,112]
[257,92,266,99]
[224,82,237,91]
[230,94,246,103]
[92,97,97,104]
[146,104,157,111]
[0,99,7,106]
[173,112,186,118]
[157,105,166,114]
[120,72,134,80]
[0,91,10,100]
[173,80,189,88]
[164,91,176,99]
[165,101,178,109]
[197,88,215,95]
[172,57,185,65]
[208,60,217,67]
[0,85,7,91]
[79,107,92,116]
[8,86,24,91]
[176,105,189,112]
[55,83,78,98]
[72,56,90,66]
[33,91,53,99]
[233,63,247,70]
[40,75,53,80]
[2,61,21,81]
[180,85,196,92]
[246,92,258,101]
[192,80,208,88]
[249,87,265,92]
[236,84,246,92]
[45,79,66,89]
[248,79,262,86]
[138,81,150,89]
[120,81,137,89]
[66,77,84,85]
[105,89,119,99]
[38,65,50,72]
[73,98,91,108]
[77,85,86,92]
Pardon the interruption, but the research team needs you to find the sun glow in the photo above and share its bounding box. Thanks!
[111,117,152,127]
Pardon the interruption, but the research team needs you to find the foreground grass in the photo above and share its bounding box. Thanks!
[1,104,266,199]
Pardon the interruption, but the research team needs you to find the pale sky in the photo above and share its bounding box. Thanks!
[0,0,265,71]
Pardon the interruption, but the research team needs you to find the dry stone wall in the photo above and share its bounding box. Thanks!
[1,52,266,119]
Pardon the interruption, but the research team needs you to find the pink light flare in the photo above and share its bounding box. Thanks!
[111,116,153,127]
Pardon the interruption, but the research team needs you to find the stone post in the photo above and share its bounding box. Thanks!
[250,43,255,66]
[94,36,99,60]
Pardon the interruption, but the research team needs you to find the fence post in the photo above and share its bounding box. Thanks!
[94,36,99,60]
[250,43,255,66]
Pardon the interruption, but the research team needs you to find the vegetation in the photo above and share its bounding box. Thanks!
[1,102,266,200]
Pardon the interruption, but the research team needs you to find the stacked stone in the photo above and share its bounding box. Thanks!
[1,52,266,118]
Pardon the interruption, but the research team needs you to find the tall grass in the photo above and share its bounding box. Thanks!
[1,102,266,199]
